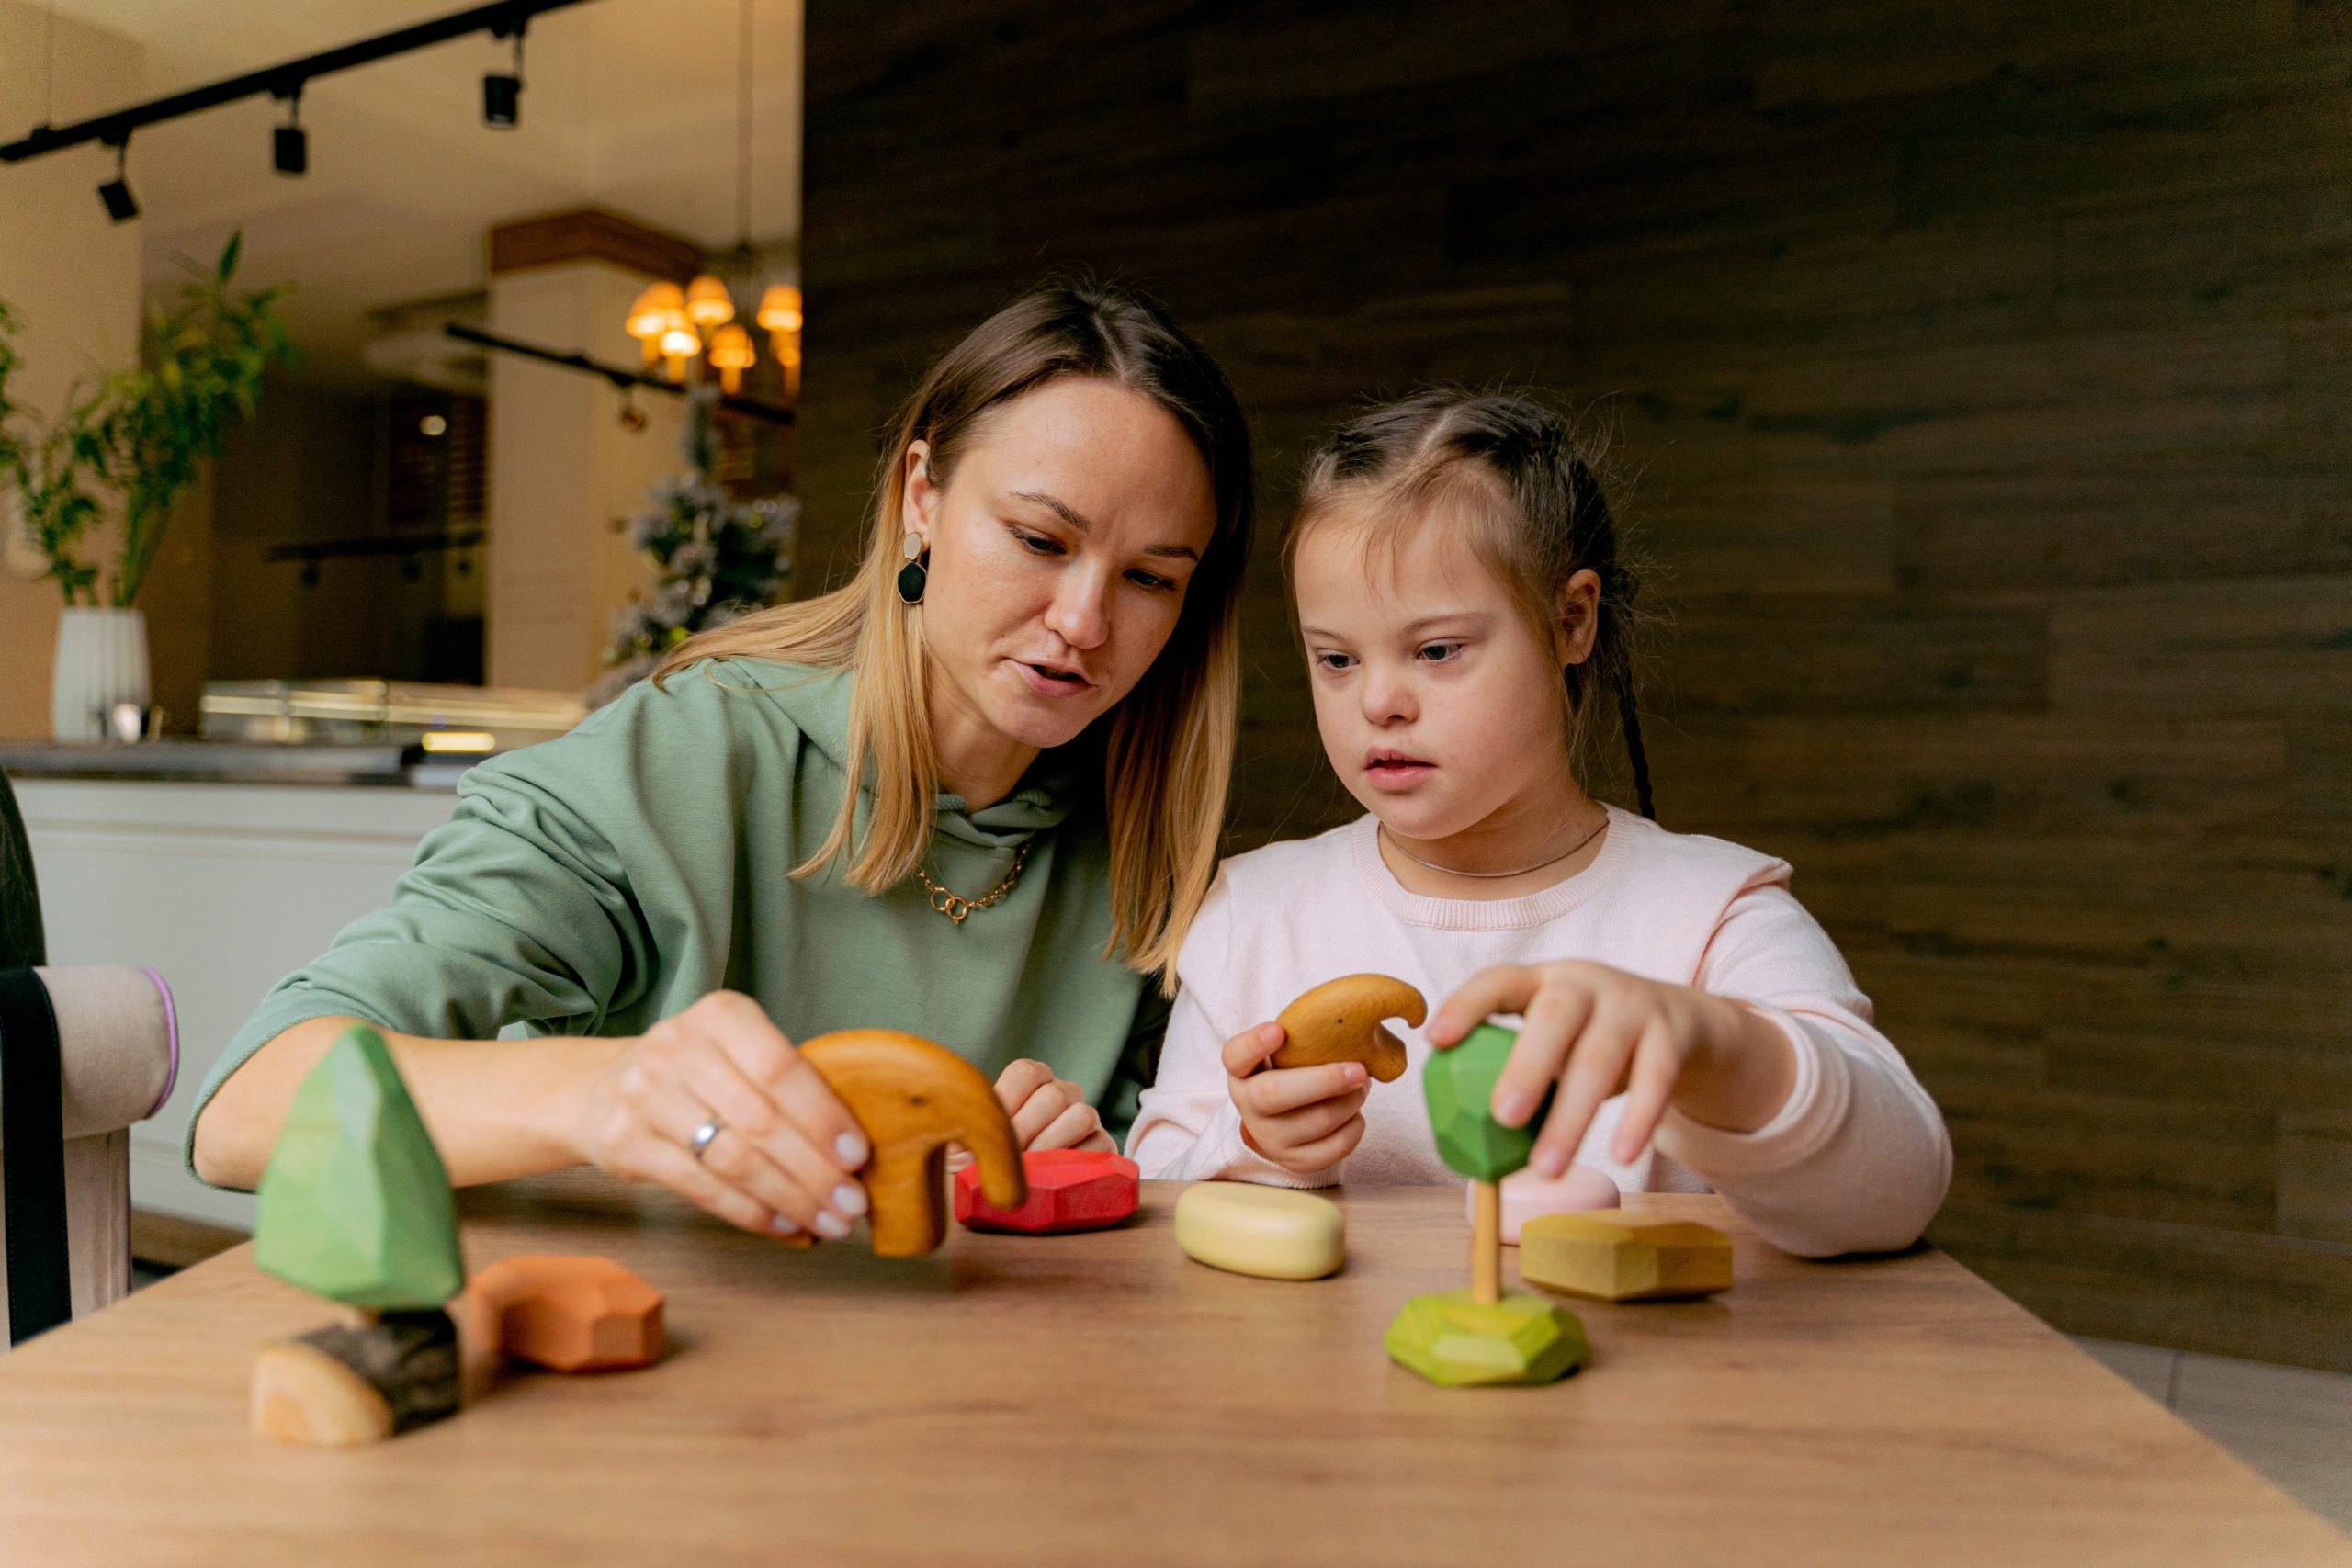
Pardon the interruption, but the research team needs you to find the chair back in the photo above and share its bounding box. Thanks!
[0,774,176,1346]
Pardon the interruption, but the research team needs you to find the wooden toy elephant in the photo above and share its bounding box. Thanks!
[798,1030,1028,1257]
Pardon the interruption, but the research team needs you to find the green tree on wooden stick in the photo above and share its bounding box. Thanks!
[1387,1024,1589,1387]
[254,1024,465,1310]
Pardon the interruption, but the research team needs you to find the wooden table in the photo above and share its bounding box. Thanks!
[1,1178,2344,1566]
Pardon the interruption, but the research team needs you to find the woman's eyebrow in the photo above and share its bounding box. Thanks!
[1012,489,1093,532]
[1012,489,1199,561]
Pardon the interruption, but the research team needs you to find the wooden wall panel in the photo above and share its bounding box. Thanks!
[804,0,2352,1369]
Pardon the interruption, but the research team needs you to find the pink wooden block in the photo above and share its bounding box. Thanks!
[955,1148,1139,1234]
[1472,1164,1622,1244]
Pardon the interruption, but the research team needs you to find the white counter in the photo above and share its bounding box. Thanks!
[13,776,462,1229]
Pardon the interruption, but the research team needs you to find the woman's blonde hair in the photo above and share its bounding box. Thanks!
[654,280,1255,985]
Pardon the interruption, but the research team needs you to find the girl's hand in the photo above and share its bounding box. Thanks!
[1428,962,1797,1178]
[1224,1022,1370,1176]
[946,1059,1114,1173]
[570,990,874,1241]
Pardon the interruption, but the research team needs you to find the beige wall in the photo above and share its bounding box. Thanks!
[485,259,678,691]
[0,1,145,738]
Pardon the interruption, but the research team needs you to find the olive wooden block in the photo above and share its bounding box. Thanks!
[1518,1212,1735,1302]
[1476,1164,1622,1244]
[1272,974,1425,1083]
[452,1255,665,1373]
[797,1030,1026,1257]
[955,1148,1138,1234]
[1424,1023,1550,1183]
[1173,1182,1345,1280]
[1385,1289,1589,1387]
[250,1307,462,1447]
[253,1024,465,1311]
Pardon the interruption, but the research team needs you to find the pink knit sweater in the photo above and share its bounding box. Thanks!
[1125,808,1952,1258]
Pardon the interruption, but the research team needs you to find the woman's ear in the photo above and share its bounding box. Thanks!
[1555,568,1603,667]
[899,439,939,543]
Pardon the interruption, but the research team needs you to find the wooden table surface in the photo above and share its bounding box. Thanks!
[1,1177,2344,1567]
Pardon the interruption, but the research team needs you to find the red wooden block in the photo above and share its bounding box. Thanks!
[955,1148,1139,1234]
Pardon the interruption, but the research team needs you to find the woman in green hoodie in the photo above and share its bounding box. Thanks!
[191,281,1253,1244]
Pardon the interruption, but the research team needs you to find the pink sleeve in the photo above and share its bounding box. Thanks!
[1652,880,1952,1258]
[1124,874,1333,1188]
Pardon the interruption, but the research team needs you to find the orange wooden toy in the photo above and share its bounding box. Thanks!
[453,1255,665,1374]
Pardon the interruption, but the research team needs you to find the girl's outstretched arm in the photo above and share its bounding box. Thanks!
[1430,883,1952,1258]
[1662,883,1952,1256]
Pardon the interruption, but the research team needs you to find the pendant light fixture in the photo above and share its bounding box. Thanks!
[623,0,797,398]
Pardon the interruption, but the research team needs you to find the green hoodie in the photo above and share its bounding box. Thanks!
[187,658,1165,1189]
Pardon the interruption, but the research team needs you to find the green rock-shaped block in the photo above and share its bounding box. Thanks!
[1385,1289,1589,1387]
[254,1023,464,1310]
[1424,1023,1551,1181]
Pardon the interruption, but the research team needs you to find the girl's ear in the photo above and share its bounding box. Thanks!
[899,439,939,541]
[1555,568,1603,667]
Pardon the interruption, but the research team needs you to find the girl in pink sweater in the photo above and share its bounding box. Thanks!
[1125,392,1951,1258]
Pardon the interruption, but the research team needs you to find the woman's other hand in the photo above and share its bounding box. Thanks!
[946,1058,1114,1172]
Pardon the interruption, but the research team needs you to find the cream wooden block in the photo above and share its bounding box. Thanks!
[1174,1183,1344,1280]
[1518,1212,1733,1302]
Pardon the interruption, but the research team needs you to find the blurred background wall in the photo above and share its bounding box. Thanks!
[797,0,2352,1370]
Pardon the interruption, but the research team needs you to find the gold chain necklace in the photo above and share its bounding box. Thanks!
[915,840,1030,924]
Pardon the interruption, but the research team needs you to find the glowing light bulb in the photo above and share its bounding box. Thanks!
[756,283,803,333]
[708,322,756,394]
[684,274,735,329]
[626,281,684,342]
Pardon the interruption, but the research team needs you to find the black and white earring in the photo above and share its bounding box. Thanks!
[895,530,929,604]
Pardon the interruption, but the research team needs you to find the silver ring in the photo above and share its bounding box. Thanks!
[688,1117,724,1161]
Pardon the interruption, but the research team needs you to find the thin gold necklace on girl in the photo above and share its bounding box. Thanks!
[1378,810,1609,881]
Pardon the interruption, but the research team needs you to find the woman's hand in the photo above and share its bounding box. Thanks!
[1427,962,1798,1178]
[946,1059,1115,1172]
[570,990,874,1241]
[1223,1022,1369,1176]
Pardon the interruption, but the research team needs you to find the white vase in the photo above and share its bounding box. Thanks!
[51,607,151,742]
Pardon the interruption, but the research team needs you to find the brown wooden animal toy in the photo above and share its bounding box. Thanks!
[1272,974,1426,1083]
[798,1030,1027,1256]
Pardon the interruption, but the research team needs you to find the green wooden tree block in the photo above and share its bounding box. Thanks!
[1424,1022,1552,1182]
[1385,1289,1589,1387]
[254,1023,465,1310]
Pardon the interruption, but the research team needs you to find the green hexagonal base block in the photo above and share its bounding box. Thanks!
[1385,1289,1589,1387]
[254,1023,464,1311]
[1424,1023,1552,1182]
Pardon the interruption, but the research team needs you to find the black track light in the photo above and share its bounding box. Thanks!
[96,137,136,222]
[273,83,307,175]
[482,73,519,127]
[483,21,524,129]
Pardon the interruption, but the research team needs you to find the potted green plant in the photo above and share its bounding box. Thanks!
[0,234,295,739]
